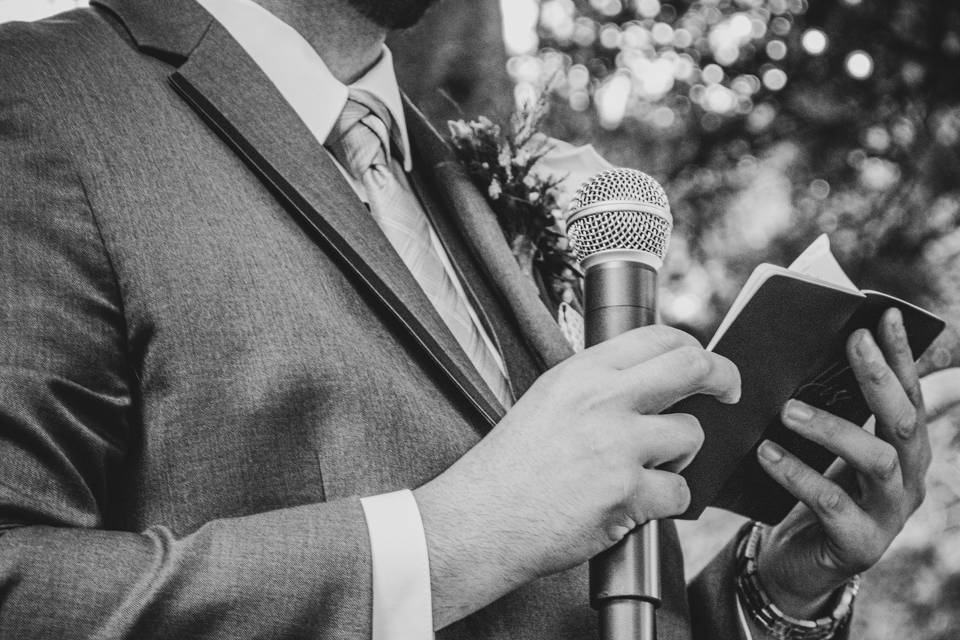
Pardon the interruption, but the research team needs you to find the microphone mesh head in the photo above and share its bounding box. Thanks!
[566,168,672,265]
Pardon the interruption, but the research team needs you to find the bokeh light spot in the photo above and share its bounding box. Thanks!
[865,126,891,152]
[846,50,874,79]
[652,106,676,128]
[589,0,623,17]
[651,22,674,46]
[502,0,540,55]
[636,0,661,19]
[702,63,724,85]
[801,28,827,55]
[673,28,693,48]
[600,24,621,49]
[771,16,792,36]
[766,40,788,60]
[762,68,788,91]
[704,84,736,113]
[596,73,632,129]
[809,179,831,200]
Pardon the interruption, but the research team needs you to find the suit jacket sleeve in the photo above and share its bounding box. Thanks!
[0,53,372,640]
[687,529,749,640]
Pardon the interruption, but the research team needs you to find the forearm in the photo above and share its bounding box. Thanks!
[0,500,372,639]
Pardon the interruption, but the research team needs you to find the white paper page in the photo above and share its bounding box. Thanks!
[707,235,861,351]
[787,234,858,291]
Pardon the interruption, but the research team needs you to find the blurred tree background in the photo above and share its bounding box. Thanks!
[3,0,959,638]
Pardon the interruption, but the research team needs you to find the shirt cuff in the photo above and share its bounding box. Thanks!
[360,490,434,640]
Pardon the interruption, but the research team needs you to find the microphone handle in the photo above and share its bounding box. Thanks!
[584,260,660,640]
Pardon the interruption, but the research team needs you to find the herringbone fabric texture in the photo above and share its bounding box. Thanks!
[326,91,513,407]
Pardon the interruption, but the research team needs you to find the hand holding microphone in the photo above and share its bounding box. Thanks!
[567,168,684,640]
[414,169,741,631]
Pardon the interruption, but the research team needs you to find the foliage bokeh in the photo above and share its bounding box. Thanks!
[503,1,960,638]
[509,0,960,359]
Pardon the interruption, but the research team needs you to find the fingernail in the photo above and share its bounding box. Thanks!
[890,308,907,340]
[855,330,879,361]
[758,440,784,463]
[785,400,814,423]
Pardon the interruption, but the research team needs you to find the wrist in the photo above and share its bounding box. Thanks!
[737,522,860,640]
[754,527,836,619]
[413,478,533,629]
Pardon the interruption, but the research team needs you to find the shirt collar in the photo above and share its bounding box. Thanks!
[194,0,413,171]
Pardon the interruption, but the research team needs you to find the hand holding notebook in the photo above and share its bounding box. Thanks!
[676,235,945,523]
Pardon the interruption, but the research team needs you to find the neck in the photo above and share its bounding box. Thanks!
[250,0,387,84]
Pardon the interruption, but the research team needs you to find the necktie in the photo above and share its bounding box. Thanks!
[326,90,513,408]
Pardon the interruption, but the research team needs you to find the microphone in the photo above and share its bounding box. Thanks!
[566,168,674,640]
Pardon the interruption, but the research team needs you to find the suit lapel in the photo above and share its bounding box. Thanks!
[404,101,575,371]
[93,0,505,429]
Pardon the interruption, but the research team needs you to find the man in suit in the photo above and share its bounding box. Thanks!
[0,0,934,638]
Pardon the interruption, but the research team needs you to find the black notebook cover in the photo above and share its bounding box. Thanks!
[675,275,945,525]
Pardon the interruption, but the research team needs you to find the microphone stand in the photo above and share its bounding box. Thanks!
[591,523,661,640]
[584,260,661,640]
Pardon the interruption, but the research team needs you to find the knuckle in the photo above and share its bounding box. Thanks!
[817,488,847,514]
[870,446,900,482]
[865,362,891,387]
[677,347,712,381]
[891,404,919,438]
[780,458,802,485]
[603,515,637,546]
[589,427,621,459]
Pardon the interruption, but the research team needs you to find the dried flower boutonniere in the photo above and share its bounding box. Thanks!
[447,97,585,321]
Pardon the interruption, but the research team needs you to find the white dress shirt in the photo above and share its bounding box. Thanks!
[191,0,509,637]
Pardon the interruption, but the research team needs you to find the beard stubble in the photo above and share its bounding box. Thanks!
[346,0,440,29]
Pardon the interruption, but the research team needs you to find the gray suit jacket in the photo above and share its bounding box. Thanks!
[0,1,743,637]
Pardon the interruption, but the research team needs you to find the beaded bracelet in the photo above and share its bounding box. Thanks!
[735,522,860,640]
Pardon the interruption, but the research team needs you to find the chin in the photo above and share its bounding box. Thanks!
[348,0,440,29]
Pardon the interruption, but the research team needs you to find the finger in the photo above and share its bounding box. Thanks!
[877,308,923,410]
[848,328,929,498]
[756,440,879,568]
[628,413,704,472]
[626,469,692,523]
[622,346,741,412]
[781,400,904,506]
[585,325,701,370]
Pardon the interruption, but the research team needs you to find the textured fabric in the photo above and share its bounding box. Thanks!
[0,0,748,638]
[327,92,513,407]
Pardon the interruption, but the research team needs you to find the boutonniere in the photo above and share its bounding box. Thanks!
[448,98,613,351]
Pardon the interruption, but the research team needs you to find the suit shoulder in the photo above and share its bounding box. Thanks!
[0,7,128,97]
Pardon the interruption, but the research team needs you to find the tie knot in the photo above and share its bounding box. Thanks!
[326,90,396,180]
